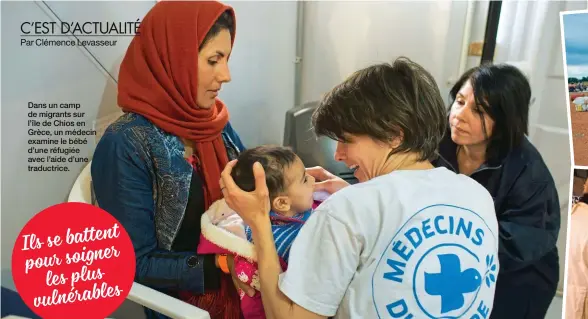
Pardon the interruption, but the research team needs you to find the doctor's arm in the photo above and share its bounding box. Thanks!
[251,219,327,319]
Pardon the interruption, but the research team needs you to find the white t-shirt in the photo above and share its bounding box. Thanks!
[279,167,499,319]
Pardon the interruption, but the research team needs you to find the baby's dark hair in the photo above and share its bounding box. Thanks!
[231,145,298,200]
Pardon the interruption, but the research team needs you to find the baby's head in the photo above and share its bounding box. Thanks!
[231,145,315,216]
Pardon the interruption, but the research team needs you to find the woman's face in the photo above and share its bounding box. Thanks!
[334,134,396,182]
[197,29,232,109]
[449,80,495,148]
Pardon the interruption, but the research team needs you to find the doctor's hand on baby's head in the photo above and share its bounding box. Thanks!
[220,160,271,229]
[306,166,350,194]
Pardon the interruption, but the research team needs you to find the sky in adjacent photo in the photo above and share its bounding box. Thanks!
[564,12,588,79]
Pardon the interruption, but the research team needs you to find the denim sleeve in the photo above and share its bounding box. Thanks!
[496,172,561,273]
[90,129,208,293]
[225,121,246,151]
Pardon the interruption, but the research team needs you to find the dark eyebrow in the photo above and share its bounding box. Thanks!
[214,51,225,58]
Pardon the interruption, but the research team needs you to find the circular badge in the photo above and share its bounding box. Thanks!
[372,204,498,319]
[11,202,136,319]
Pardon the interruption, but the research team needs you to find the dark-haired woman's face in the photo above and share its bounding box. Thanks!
[449,80,494,148]
[197,29,232,109]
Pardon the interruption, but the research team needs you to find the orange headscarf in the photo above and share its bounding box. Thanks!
[118,0,234,211]
[117,1,240,318]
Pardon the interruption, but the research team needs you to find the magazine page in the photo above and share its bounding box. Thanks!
[1,1,586,319]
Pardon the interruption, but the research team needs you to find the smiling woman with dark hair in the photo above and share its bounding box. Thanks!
[432,63,561,319]
[218,57,500,319]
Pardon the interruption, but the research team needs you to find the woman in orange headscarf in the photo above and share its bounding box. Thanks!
[91,1,252,318]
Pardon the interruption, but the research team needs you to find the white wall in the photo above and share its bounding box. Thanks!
[221,1,297,146]
[465,0,490,70]
[1,0,297,284]
[299,1,475,106]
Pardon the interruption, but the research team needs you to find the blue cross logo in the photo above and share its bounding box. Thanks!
[424,254,482,314]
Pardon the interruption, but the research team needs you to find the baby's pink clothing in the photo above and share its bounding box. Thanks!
[234,200,322,319]
[234,255,288,319]
[197,198,326,319]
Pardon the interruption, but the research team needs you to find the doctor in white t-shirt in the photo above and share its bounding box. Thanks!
[220,57,500,319]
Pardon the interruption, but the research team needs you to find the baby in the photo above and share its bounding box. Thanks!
[232,145,316,253]
[197,145,321,319]
[231,145,317,318]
